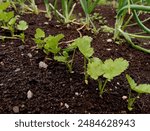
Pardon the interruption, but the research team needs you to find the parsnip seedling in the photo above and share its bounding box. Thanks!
[34,28,46,49]
[0,2,28,42]
[87,57,129,96]
[54,51,73,73]
[126,74,150,111]
[33,28,64,55]
[44,34,64,55]
[70,36,94,84]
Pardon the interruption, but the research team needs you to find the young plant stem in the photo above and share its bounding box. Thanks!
[44,0,51,19]
[69,49,76,73]
[0,35,19,40]
[99,79,108,97]
[84,57,88,84]
[127,89,141,111]
[128,89,136,111]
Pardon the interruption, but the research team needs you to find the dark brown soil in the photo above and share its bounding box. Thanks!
[0,4,150,114]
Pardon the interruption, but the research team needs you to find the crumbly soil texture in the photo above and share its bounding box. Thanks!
[0,3,150,114]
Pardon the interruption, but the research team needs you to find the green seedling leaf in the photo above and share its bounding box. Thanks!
[34,28,45,39]
[0,11,14,23]
[126,74,137,89]
[0,2,10,11]
[87,57,104,80]
[54,51,69,63]
[103,58,129,80]
[126,74,150,94]
[64,42,77,52]
[17,20,28,31]
[8,17,17,26]
[44,34,64,54]
[73,36,94,58]
[128,97,136,111]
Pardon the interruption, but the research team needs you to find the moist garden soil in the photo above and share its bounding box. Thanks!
[0,3,150,114]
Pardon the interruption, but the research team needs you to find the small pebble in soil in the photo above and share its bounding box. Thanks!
[0,83,4,86]
[62,84,66,87]
[10,42,14,45]
[64,103,69,109]
[21,104,25,108]
[122,96,128,100]
[13,106,19,113]
[0,62,4,66]
[18,45,25,50]
[106,48,111,51]
[39,61,48,69]
[27,53,32,58]
[60,102,63,107]
[14,68,21,72]
[44,22,49,25]
[107,39,112,43]
[117,82,120,85]
[121,111,127,114]
[27,90,33,99]
[75,92,79,96]
[115,86,118,89]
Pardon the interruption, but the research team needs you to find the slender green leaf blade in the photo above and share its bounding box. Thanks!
[126,74,137,89]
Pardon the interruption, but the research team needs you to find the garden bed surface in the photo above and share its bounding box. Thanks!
[0,4,150,114]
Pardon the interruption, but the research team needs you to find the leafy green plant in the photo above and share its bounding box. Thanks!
[0,1,28,42]
[114,0,150,54]
[34,28,64,55]
[34,28,76,72]
[67,36,94,83]
[87,57,129,96]
[54,50,74,73]
[126,74,150,111]
[34,28,46,49]
[49,0,76,23]
[44,34,64,55]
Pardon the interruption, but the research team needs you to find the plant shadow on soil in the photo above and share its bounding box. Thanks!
[0,2,150,114]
